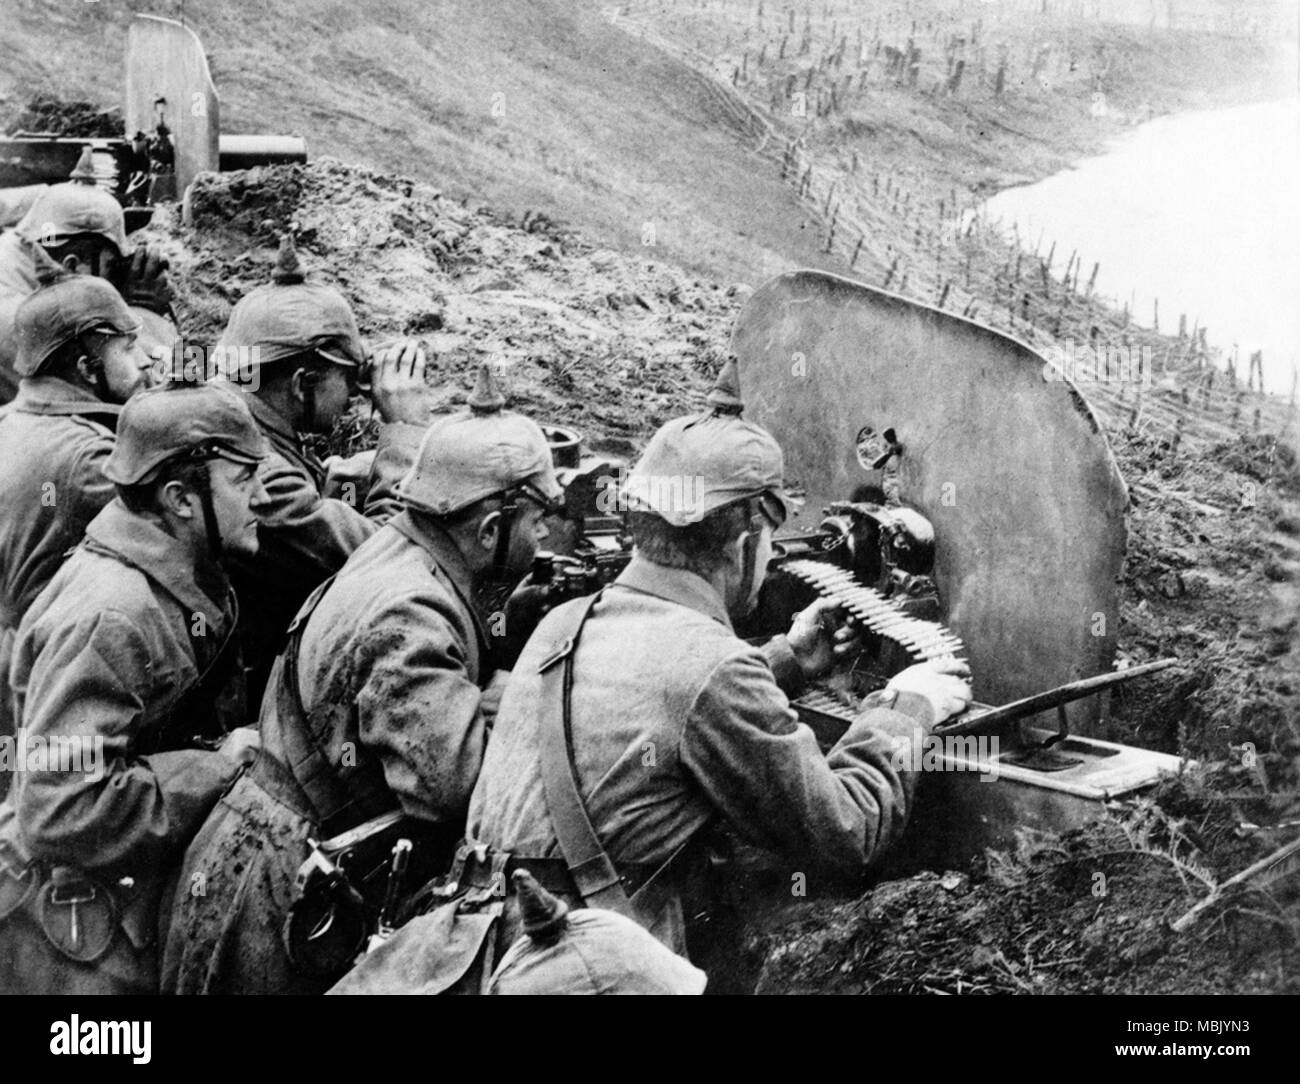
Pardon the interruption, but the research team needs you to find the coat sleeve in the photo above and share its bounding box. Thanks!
[350,591,489,825]
[364,421,424,520]
[16,609,242,877]
[252,422,423,582]
[59,428,117,538]
[679,647,930,874]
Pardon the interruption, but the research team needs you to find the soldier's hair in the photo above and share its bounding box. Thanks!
[40,235,119,272]
[409,493,516,535]
[41,331,111,382]
[116,459,212,515]
[256,348,337,390]
[629,503,753,576]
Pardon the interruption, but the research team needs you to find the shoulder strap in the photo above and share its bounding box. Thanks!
[535,592,693,925]
[535,592,635,917]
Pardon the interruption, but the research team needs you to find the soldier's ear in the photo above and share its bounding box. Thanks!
[722,527,751,581]
[476,509,502,554]
[157,478,199,520]
[74,351,103,385]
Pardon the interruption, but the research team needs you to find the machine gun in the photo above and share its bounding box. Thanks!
[514,431,1174,755]
[287,359,1180,976]
[511,265,1188,866]
[0,15,306,231]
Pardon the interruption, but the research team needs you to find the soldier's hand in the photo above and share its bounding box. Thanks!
[216,726,262,768]
[480,670,511,727]
[885,659,972,725]
[116,244,174,316]
[368,340,429,424]
[787,597,861,679]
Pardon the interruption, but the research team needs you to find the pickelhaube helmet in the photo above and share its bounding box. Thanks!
[486,871,707,995]
[395,364,562,517]
[622,355,796,527]
[16,147,133,256]
[103,380,270,486]
[217,234,366,376]
[13,249,141,377]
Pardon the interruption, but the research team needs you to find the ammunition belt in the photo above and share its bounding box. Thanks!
[781,559,967,733]
[781,559,967,662]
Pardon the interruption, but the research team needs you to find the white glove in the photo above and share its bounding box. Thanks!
[885,658,973,725]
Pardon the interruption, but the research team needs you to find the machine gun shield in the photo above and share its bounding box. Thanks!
[730,270,1128,726]
[125,15,220,195]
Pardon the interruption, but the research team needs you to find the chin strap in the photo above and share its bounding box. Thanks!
[175,445,227,561]
[180,462,224,562]
[301,371,319,433]
[738,495,775,607]
[491,490,520,575]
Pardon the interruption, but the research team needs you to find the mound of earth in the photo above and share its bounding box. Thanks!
[749,788,1300,995]
[1,92,121,137]
[154,157,744,457]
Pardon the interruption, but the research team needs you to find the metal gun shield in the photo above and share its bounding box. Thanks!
[730,269,1127,727]
[125,15,220,195]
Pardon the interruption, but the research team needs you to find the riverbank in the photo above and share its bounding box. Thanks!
[615,1,1294,362]
[983,97,1299,391]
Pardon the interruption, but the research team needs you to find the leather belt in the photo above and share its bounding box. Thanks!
[459,853,575,897]
[456,848,662,902]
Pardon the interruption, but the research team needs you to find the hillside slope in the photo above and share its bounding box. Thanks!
[0,0,841,283]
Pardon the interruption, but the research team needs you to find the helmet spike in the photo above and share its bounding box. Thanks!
[705,354,744,414]
[69,145,98,185]
[512,869,569,945]
[468,363,506,414]
[30,242,69,287]
[271,233,305,286]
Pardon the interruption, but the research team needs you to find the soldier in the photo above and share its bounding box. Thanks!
[463,358,972,968]
[0,147,175,402]
[216,234,431,705]
[0,381,270,994]
[160,364,561,995]
[0,257,155,761]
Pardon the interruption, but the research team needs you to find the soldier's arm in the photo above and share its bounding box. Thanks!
[16,609,244,877]
[362,421,424,520]
[351,592,489,825]
[759,635,805,696]
[680,647,931,874]
[252,426,421,578]
[60,428,118,531]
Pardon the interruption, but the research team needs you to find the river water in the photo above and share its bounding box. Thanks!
[983,96,1300,394]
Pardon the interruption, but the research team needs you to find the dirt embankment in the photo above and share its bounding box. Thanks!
[166,158,739,457]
